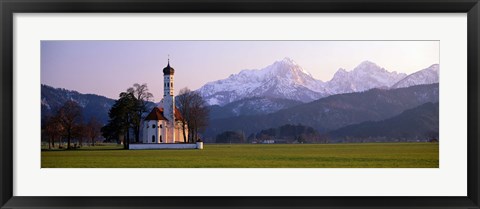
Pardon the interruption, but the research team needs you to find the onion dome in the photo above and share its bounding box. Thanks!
[163,59,175,75]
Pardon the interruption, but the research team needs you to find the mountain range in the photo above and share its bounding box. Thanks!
[204,83,439,139]
[197,58,439,106]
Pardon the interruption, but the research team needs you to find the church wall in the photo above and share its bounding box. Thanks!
[143,120,164,143]
[142,119,188,143]
[174,121,188,143]
[142,121,148,143]
[130,143,199,150]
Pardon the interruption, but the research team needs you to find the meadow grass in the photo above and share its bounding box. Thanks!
[41,143,439,168]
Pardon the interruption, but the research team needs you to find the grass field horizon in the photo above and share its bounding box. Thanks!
[41,142,439,168]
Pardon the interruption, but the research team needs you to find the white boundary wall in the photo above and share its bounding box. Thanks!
[129,143,202,150]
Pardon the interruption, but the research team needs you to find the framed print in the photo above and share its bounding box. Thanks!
[1,0,479,208]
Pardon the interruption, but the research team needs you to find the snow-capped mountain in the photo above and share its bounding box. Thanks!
[391,64,439,89]
[197,57,327,106]
[197,58,437,106]
[325,61,407,94]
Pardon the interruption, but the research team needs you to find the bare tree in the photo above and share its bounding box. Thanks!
[126,83,154,143]
[57,100,83,149]
[43,115,63,149]
[74,124,87,148]
[86,117,102,146]
[189,95,209,142]
[176,88,209,143]
[177,87,192,143]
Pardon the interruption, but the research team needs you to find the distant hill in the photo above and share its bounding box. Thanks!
[41,84,115,124]
[203,83,439,139]
[208,96,303,120]
[329,102,439,142]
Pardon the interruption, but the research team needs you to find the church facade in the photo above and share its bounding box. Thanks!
[141,60,188,144]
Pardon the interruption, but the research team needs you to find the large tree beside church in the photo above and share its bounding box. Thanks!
[101,83,153,149]
[102,92,137,149]
[177,87,210,143]
[126,83,154,143]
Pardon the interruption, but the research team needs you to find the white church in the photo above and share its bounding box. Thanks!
[130,60,202,150]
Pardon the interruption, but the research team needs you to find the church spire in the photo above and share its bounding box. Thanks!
[163,56,174,75]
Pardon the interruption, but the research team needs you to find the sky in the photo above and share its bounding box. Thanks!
[41,41,439,100]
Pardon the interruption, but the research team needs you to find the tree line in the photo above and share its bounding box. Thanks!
[42,100,102,150]
[216,124,330,144]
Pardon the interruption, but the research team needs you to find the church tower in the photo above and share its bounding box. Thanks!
[163,58,175,143]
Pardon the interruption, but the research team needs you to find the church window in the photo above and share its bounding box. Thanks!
[152,124,156,128]
[171,83,173,87]
[152,135,155,142]
[160,135,162,143]
[160,124,162,128]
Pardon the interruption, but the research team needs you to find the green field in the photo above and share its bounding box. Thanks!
[41,143,439,168]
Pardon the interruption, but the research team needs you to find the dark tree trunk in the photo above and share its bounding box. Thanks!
[67,130,72,149]
[134,126,140,143]
[188,127,193,143]
[182,123,187,143]
[124,129,130,149]
[194,128,198,142]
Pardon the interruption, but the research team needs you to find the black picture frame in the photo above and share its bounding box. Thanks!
[1,0,479,208]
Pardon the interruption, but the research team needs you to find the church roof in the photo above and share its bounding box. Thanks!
[173,107,184,121]
[144,106,184,121]
[163,60,175,75]
[145,107,167,121]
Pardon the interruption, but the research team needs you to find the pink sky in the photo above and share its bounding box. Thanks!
[41,41,439,100]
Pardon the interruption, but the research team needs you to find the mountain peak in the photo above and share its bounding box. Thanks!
[280,57,296,64]
[336,68,348,73]
[428,64,439,72]
[197,58,324,106]
[359,60,376,65]
[271,57,312,77]
[354,60,384,72]
[272,57,297,68]
[326,61,407,94]
[391,64,439,89]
